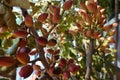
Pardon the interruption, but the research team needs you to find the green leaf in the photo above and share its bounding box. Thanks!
[69,51,76,58]
[6,38,19,55]
[61,42,70,57]
[27,36,36,48]
[69,47,77,55]
[1,38,13,48]
[0,32,10,39]
[31,6,41,15]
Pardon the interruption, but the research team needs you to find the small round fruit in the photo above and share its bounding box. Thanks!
[19,38,27,47]
[52,14,60,24]
[62,70,71,80]
[112,22,118,27]
[19,65,33,78]
[75,65,80,72]
[19,46,31,54]
[36,37,48,47]
[86,3,97,13]
[48,39,57,47]
[13,30,28,38]
[53,7,60,15]
[47,48,54,54]
[68,63,76,73]
[93,32,100,38]
[38,13,48,23]
[67,58,74,64]
[25,15,33,27]
[63,0,73,10]
[16,47,30,64]
[86,30,93,37]
[103,24,112,31]
[59,58,67,68]
[0,56,15,67]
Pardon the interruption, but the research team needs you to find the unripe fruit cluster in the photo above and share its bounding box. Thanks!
[47,58,80,80]
[36,37,57,47]
[76,0,118,39]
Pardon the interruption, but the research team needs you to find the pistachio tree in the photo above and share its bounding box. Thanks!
[0,0,118,80]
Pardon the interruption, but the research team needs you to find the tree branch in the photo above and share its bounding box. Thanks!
[85,39,94,80]
[21,8,50,70]
[46,24,57,38]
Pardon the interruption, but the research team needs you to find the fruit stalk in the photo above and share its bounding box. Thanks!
[29,27,50,70]
[85,39,94,80]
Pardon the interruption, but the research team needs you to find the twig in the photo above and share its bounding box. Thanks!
[21,8,50,70]
[46,24,57,38]
[85,39,94,80]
